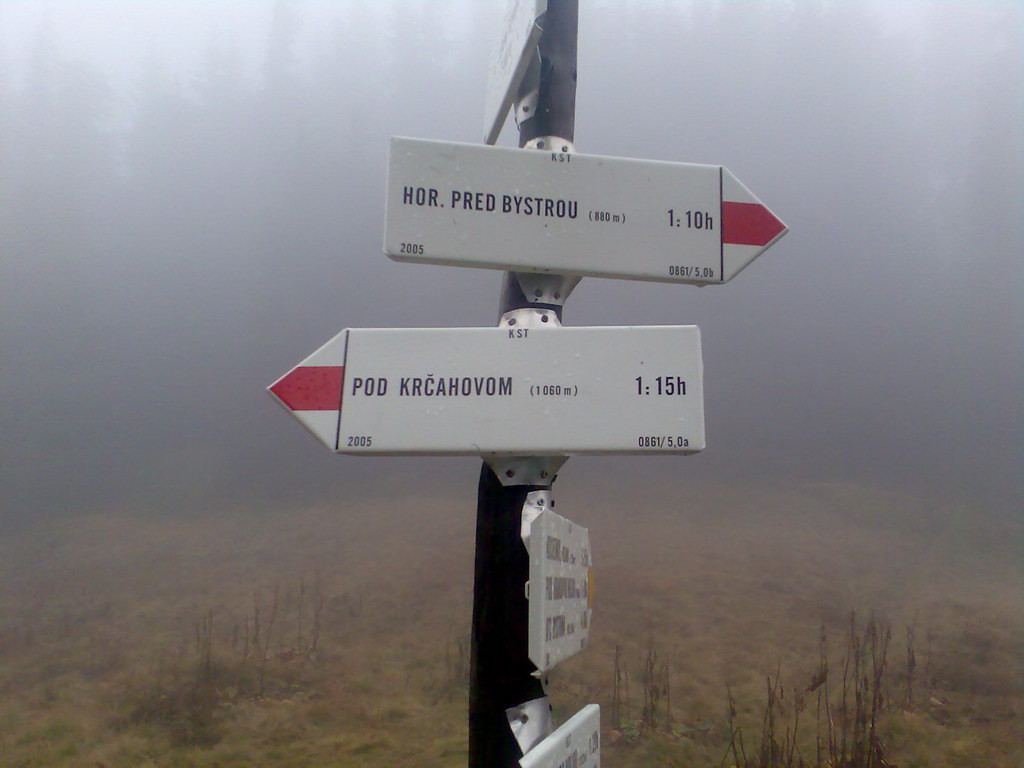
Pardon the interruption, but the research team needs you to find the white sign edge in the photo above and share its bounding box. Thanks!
[519,704,601,768]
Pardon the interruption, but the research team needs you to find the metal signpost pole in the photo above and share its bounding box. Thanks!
[468,470,548,764]
[469,2,579,766]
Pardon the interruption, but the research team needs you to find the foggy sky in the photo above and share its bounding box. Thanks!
[1,0,1021,526]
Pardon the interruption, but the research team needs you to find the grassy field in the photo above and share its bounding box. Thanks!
[1,479,1020,766]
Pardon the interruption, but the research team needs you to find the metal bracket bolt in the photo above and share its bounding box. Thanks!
[513,272,581,306]
[520,489,553,546]
[523,136,575,154]
[506,696,555,755]
[499,307,561,329]
[485,455,568,487]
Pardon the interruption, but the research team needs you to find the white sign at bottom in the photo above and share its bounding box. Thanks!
[520,704,600,768]
[529,509,591,672]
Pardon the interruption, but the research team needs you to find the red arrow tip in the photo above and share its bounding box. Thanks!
[269,366,343,411]
[722,201,786,247]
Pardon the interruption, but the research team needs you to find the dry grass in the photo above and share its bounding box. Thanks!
[0,480,1020,766]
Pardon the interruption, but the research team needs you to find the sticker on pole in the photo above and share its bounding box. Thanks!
[385,137,787,285]
[268,325,704,457]
[520,704,600,768]
[528,509,592,672]
[484,0,546,145]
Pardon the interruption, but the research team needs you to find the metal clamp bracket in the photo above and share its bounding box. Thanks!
[522,136,575,154]
[519,489,553,546]
[506,696,555,755]
[485,455,568,487]
[513,272,581,306]
[516,86,540,127]
[499,307,561,329]
[514,46,542,128]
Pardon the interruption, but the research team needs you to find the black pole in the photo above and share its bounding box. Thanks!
[468,2,578,766]
[468,469,547,764]
[498,0,579,318]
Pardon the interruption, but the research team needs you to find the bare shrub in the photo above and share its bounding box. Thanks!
[117,577,327,747]
[721,612,893,768]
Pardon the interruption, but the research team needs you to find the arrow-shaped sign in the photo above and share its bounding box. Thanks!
[269,325,704,457]
[385,137,786,285]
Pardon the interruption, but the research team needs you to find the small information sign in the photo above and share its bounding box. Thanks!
[528,509,592,672]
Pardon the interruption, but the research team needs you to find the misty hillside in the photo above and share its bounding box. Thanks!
[2,0,1020,520]
[0,1,1021,766]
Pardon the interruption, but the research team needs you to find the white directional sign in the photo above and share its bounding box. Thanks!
[484,0,547,145]
[520,704,600,768]
[385,137,787,285]
[528,509,591,672]
[268,325,704,456]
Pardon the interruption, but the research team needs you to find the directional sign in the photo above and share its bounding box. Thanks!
[268,325,704,456]
[484,0,546,145]
[385,137,787,285]
[528,509,591,672]
[520,704,600,768]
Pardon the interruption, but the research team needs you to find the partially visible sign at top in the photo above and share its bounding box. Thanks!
[484,0,547,145]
